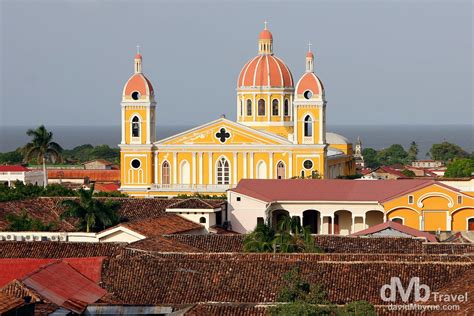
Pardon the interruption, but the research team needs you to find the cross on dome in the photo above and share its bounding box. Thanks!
[308,41,312,52]
[264,20,268,30]
[136,45,140,54]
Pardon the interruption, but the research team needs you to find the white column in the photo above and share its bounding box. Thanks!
[233,152,238,185]
[294,106,298,144]
[267,94,271,121]
[252,93,256,121]
[146,107,151,144]
[173,152,177,185]
[154,152,158,184]
[199,152,203,185]
[447,215,452,231]
[208,152,213,185]
[192,152,196,185]
[319,107,323,144]
[330,214,334,235]
[362,214,366,229]
[243,153,247,179]
[351,216,355,234]
[250,153,254,178]
[280,95,284,121]
[269,152,273,179]
[289,154,293,177]
[319,215,323,234]
[121,107,125,144]
[419,215,423,231]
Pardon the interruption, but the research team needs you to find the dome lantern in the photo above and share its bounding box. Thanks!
[258,21,273,55]
[306,42,314,73]
[134,45,142,74]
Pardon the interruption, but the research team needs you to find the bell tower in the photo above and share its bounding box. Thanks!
[120,48,156,190]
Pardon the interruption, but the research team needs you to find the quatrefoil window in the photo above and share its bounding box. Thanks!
[215,128,231,143]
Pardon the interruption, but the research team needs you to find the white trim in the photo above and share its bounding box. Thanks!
[199,152,203,185]
[256,160,267,179]
[146,107,151,144]
[161,160,171,185]
[386,206,421,215]
[233,152,238,185]
[96,226,146,241]
[179,159,190,185]
[269,152,273,179]
[276,160,286,179]
[257,98,266,117]
[154,153,158,184]
[250,153,254,178]
[417,192,454,208]
[192,152,196,185]
[252,56,263,86]
[243,152,247,178]
[451,206,474,215]
[208,152,212,185]
[173,152,177,185]
[215,155,230,185]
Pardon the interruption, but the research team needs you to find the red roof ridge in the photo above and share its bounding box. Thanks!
[351,221,437,242]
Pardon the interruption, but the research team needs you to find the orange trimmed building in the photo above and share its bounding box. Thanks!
[119,25,355,197]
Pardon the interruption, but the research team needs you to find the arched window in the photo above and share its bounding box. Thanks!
[301,170,305,178]
[277,161,285,179]
[180,160,190,184]
[257,161,267,179]
[272,99,279,116]
[391,218,404,225]
[162,161,170,185]
[217,157,230,185]
[284,99,289,116]
[258,99,265,116]
[240,100,243,117]
[199,217,206,224]
[131,116,140,137]
[468,218,474,231]
[246,100,252,116]
[304,115,313,137]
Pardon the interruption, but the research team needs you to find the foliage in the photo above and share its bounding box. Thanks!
[339,300,376,316]
[0,182,124,202]
[336,174,362,179]
[376,144,408,166]
[60,185,120,232]
[243,217,322,253]
[401,169,416,177]
[6,210,57,231]
[269,301,334,315]
[428,142,468,162]
[22,125,63,164]
[62,144,120,164]
[176,193,226,200]
[361,148,379,169]
[277,267,329,304]
[0,149,23,164]
[444,158,474,178]
[407,141,418,162]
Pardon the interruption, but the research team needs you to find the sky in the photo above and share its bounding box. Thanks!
[0,0,472,128]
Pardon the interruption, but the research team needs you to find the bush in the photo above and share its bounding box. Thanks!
[6,210,57,231]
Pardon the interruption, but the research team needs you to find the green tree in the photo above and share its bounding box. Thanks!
[444,158,474,178]
[401,169,416,178]
[0,149,23,164]
[6,210,56,231]
[243,222,276,252]
[22,126,63,187]
[60,185,120,232]
[361,148,379,169]
[376,144,408,166]
[429,142,468,162]
[340,301,376,316]
[407,141,418,162]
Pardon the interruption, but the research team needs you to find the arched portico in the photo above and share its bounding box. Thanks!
[366,210,384,228]
[271,209,290,231]
[302,210,320,234]
[334,210,352,235]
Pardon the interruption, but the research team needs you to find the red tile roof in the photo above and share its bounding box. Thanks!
[231,179,436,202]
[0,165,29,172]
[0,292,25,314]
[0,257,105,287]
[374,166,406,178]
[127,236,202,253]
[21,261,107,313]
[121,214,204,237]
[350,221,437,242]
[94,183,120,192]
[167,198,224,209]
[47,169,120,182]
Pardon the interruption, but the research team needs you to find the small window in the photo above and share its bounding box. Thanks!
[392,218,404,225]
[408,195,414,204]
[246,99,252,116]
[131,159,141,169]
[240,100,243,116]
[131,91,140,100]
[301,170,305,178]
[304,90,313,99]
[257,99,265,116]
[257,217,264,226]
[284,99,289,116]
[199,217,206,224]
[303,160,313,169]
[458,196,462,204]
[236,196,241,202]
[272,99,279,116]
[303,115,313,137]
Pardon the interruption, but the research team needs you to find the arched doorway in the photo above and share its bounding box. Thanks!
[469,218,474,231]
[334,210,352,235]
[302,210,320,234]
[277,161,285,179]
[272,209,289,231]
[257,161,267,179]
[180,160,190,184]
[366,210,384,227]
[161,161,170,185]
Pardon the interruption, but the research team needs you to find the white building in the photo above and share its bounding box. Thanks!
[0,165,45,187]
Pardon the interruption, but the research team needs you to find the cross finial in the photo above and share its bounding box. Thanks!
[308,41,312,52]
[136,44,140,54]
[264,20,268,30]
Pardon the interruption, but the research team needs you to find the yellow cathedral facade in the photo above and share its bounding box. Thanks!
[120,26,355,197]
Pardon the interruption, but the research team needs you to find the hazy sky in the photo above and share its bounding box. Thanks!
[1,0,472,128]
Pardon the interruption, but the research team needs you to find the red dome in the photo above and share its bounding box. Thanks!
[123,73,154,97]
[259,29,273,40]
[238,55,293,88]
[295,72,323,97]
[135,53,142,59]
[306,51,314,58]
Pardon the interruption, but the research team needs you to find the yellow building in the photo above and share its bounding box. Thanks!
[119,26,355,197]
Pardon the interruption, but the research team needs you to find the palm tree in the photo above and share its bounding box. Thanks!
[60,185,120,232]
[22,125,63,187]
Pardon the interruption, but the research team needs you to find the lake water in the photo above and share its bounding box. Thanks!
[1,125,472,157]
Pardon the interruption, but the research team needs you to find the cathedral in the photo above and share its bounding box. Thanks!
[119,25,355,197]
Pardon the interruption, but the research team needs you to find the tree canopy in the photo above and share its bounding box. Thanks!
[429,142,468,162]
[444,158,474,178]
